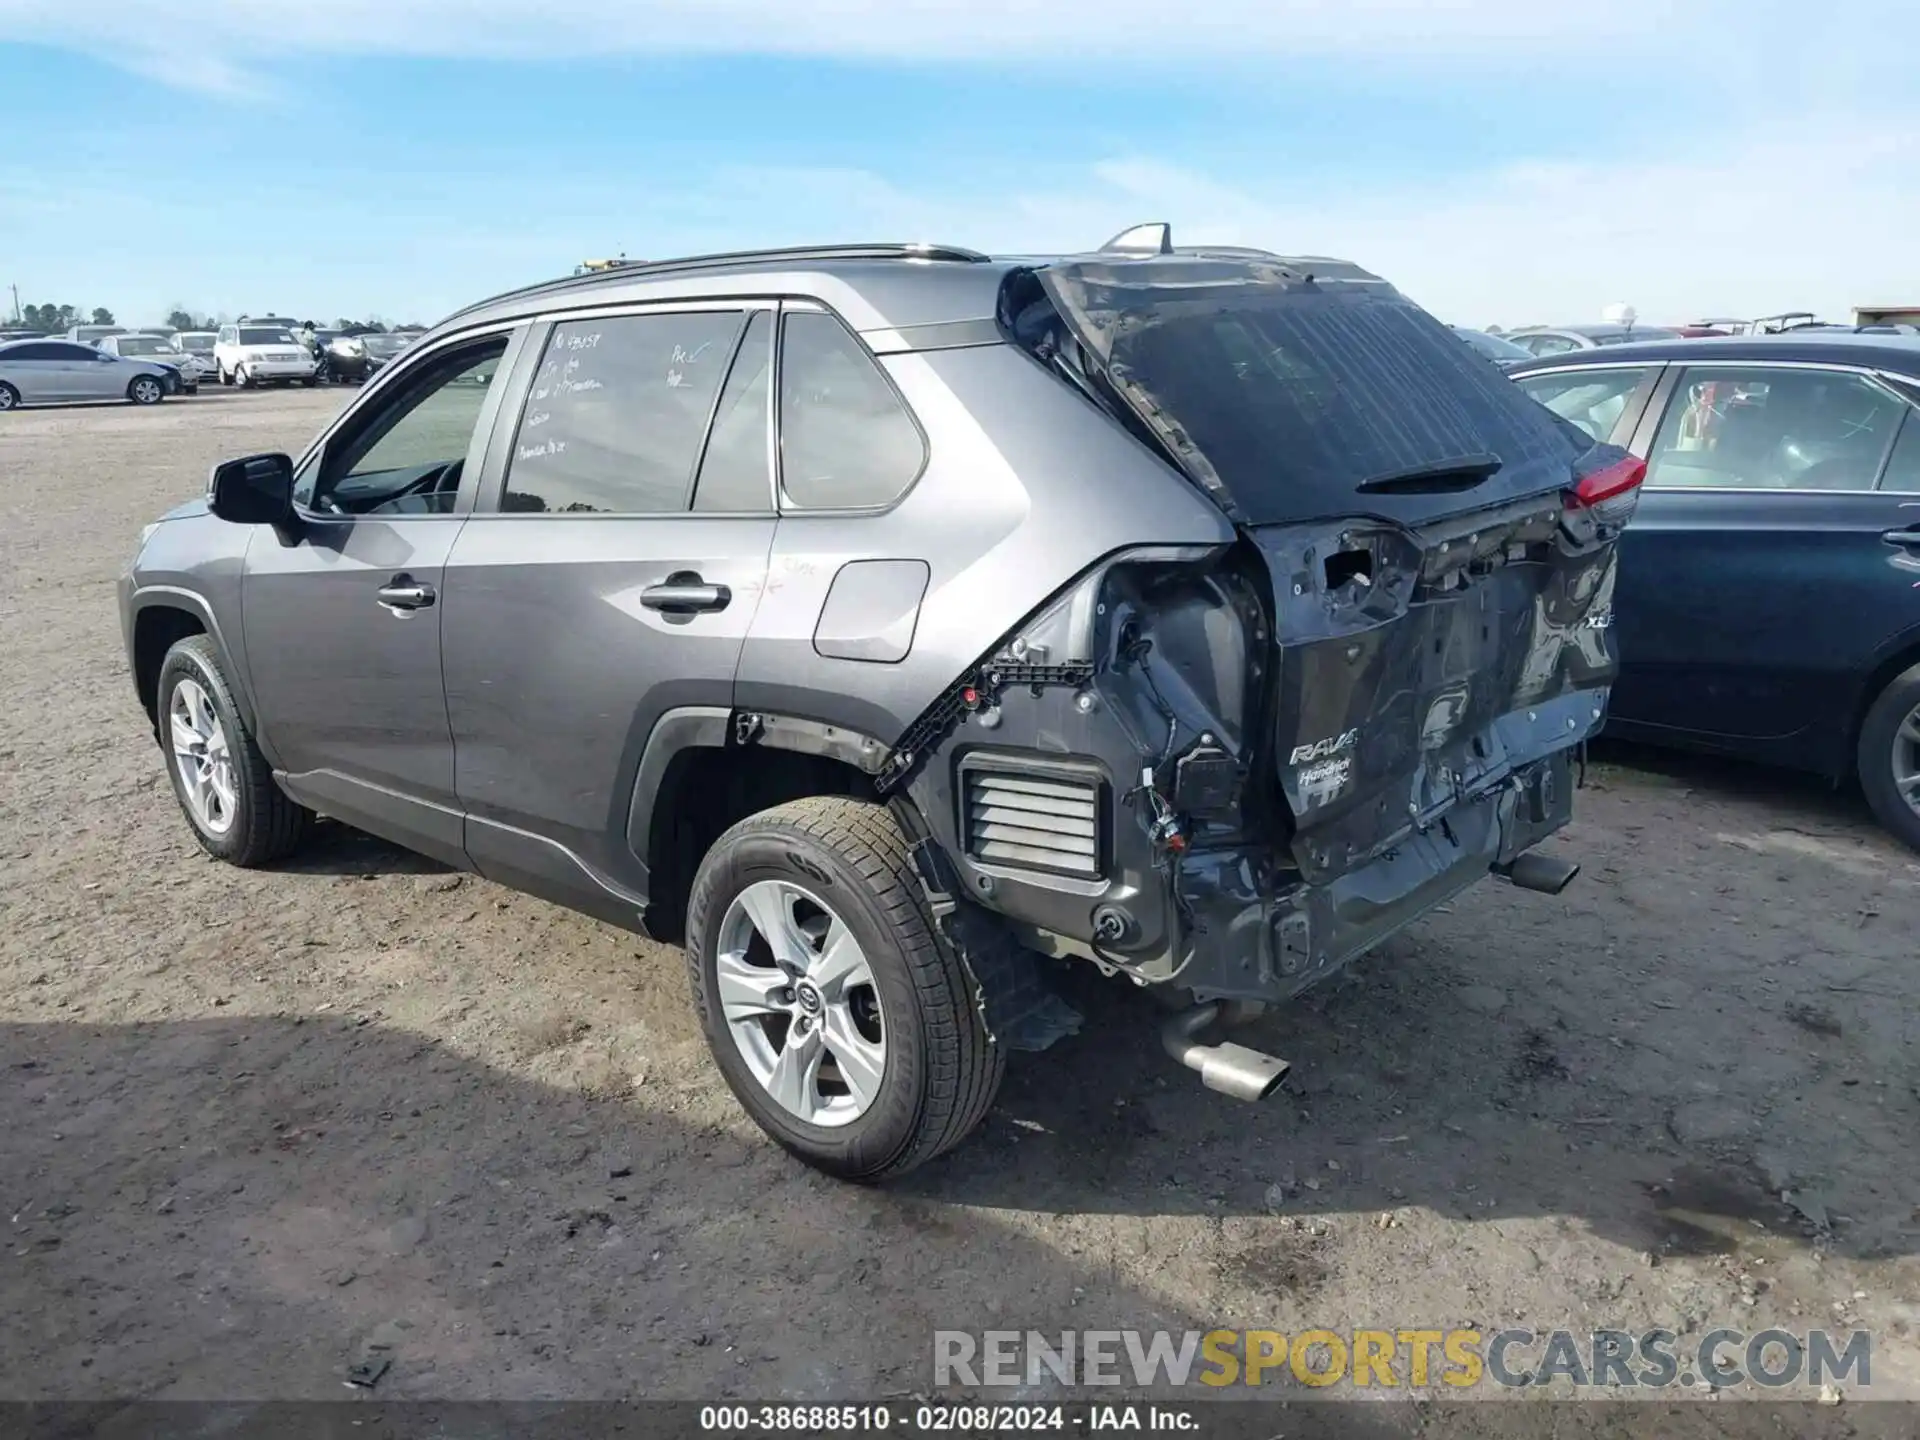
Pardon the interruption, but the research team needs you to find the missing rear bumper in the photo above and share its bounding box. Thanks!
[1168,750,1577,1007]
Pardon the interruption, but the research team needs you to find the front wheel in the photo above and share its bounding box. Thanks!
[127,375,164,406]
[1859,661,1920,852]
[684,797,1004,1181]
[0,382,18,411]
[155,635,312,866]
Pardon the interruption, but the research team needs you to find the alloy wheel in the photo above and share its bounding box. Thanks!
[168,676,237,835]
[131,377,162,405]
[0,385,16,411]
[1894,700,1920,821]
[714,878,888,1128]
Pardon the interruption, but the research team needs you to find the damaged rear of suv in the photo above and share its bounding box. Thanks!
[123,227,1634,1182]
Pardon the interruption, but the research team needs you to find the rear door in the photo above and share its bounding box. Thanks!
[1592,360,1920,768]
[441,302,777,917]
[1037,257,1629,881]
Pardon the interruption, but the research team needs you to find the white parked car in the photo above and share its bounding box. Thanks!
[97,332,201,392]
[213,322,319,388]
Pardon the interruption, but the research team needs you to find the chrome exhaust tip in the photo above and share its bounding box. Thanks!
[1496,851,1581,896]
[1160,1002,1290,1102]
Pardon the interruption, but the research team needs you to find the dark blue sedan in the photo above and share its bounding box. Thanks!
[1511,334,1920,850]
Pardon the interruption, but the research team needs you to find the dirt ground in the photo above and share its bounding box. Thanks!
[3,386,1919,1417]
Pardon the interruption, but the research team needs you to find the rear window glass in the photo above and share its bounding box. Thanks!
[1048,277,1586,523]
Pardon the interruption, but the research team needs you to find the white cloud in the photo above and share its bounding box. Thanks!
[1,0,1908,94]
[637,115,1920,327]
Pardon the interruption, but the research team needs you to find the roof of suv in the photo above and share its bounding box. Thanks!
[1509,331,1920,371]
[436,237,1379,342]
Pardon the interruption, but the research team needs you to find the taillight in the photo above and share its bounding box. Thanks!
[1566,452,1645,530]
[1571,454,1646,507]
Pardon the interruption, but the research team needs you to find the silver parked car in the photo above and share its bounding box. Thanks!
[0,337,180,409]
[97,331,201,392]
[120,229,1632,1179]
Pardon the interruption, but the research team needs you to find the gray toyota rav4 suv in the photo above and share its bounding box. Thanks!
[121,226,1637,1180]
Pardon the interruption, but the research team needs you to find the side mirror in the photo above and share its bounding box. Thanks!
[208,453,296,527]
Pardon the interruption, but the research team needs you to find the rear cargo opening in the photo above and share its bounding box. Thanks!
[1006,253,1630,878]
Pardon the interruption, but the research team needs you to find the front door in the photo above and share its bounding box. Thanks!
[1608,361,1920,765]
[441,305,777,917]
[240,329,521,864]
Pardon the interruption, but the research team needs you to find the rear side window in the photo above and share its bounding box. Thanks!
[692,311,773,512]
[4,343,58,360]
[1883,410,1920,493]
[1513,368,1652,442]
[778,311,925,510]
[502,310,746,514]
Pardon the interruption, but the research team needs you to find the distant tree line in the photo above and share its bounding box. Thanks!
[16,304,115,331]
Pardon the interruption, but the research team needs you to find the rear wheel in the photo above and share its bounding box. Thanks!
[156,635,312,866]
[0,382,18,411]
[127,375,164,406]
[684,797,1004,1181]
[1859,661,1920,852]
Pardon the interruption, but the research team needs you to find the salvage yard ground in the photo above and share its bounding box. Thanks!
[3,388,1919,1420]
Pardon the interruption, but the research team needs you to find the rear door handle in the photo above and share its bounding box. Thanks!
[377,577,436,612]
[1883,529,1920,547]
[641,574,731,614]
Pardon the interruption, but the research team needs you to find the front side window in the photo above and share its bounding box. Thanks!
[777,310,925,509]
[501,310,746,515]
[1646,366,1906,491]
[1514,367,1652,443]
[299,336,508,515]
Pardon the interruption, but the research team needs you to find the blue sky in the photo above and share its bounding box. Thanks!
[2,0,1915,330]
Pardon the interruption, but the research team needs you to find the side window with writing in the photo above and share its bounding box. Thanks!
[691,311,773,512]
[777,311,926,510]
[501,311,746,514]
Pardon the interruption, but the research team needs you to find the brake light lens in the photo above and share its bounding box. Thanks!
[1571,454,1646,507]
[1566,452,1645,530]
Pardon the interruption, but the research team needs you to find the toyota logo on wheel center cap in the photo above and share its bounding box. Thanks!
[795,982,823,1014]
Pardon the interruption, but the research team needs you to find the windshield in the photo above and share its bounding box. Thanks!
[176,333,214,349]
[115,335,178,357]
[1456,328,1533,361]
[1037,260,1587,525]
[1591,327,1678,346]
[239,328,295,346]
[364,334,410,353]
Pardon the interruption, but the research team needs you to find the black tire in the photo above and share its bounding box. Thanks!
[1858,661,1920,852]
[155,635,311,867]
[685,797,1004,1181]
[127,375,165,406]
[0,381,18,411]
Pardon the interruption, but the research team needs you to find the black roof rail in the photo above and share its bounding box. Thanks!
[444,241,992,324]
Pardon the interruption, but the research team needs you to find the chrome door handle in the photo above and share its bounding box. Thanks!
[640,576,730,614]
[377,578,436,612]
[1883,529,1920,547]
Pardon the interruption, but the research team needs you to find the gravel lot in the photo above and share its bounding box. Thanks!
[4,387,1919,1417]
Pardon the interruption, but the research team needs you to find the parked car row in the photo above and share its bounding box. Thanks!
[0,316,428,407]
